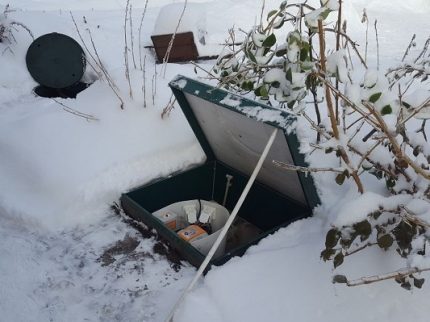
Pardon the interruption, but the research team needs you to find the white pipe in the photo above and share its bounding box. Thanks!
[165,128,278,322]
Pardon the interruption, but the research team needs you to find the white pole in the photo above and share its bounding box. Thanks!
[165,128,279,322]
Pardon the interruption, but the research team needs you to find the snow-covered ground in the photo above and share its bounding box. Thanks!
[1,0,429,321]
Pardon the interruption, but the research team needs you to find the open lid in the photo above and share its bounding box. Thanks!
[169,75,320,209]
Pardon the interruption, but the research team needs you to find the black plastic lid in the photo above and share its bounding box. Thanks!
[26,33,85,89]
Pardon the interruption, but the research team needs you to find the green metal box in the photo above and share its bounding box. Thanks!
[121,75,319,268]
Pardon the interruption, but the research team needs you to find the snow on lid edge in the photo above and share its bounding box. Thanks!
[170,75,296,131]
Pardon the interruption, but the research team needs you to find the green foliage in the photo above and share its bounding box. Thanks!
[213,0,430,291]
[381,105,393,115]
[369,92,382,103]
[262,34,276,48]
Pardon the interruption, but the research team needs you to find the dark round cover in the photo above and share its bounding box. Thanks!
[26,33,86,89]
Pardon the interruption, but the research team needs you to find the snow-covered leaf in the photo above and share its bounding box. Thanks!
[262,33,276,48]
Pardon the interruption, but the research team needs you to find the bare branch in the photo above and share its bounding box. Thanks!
[51,99,99,121]
[343,266,430,287]
[273,160,345,174]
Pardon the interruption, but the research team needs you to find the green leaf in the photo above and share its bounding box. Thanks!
[267,10,278,20]
[325,228,340,248]
[414,277,425,289]
[370,211,382,220]
[369,92,382,103]
[320,248,335,261]
[276,48,287,57]
[271,81,281,88]
[402,101,411,109]
[386,177,396,189]
[273,19,285,29]
[262,33,277,48]
[401,281,412,291]
[254,85,268,97]
[332,274,348,284]
[334,252,344,268]
[353,220,372,240]
[335,173,346,185]
[300,46,309,62]
[381,105,393,115]
[245,47,257,63]
[287,100,296,109]
[340,236,354,248]
[369,169,383,179]
[319,8,331,20]
[285,68,293,82]
[280,1,288,11]
[392,221,415,254]
[241,81,254,91]
[377,234,394,250]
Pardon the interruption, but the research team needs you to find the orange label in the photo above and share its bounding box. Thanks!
[178,225,207,242]
[165,220,177,230]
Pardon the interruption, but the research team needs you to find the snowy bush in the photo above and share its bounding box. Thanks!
[0,5,33,45]
[213,0,430,289]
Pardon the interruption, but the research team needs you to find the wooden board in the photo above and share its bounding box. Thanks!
[151,32,199,63]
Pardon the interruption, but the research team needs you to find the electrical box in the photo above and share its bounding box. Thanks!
[121,75,320,269]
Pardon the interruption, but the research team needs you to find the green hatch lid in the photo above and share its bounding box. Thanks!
[169,75,320,209]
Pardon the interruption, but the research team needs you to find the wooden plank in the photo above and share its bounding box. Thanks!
[151,32,199,63]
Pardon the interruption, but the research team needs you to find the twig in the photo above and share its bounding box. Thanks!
[259,0,266,27]
[162,0,188,76]
[318,20,340,140]
[161,94,176,119]
[124,0,133,99]
[416,120,427,142]
[273,160,345,174]
[345,242,378,257]
[374,19,379,70]
[189,61,217,78]
[153,62,157,105]
[400,205,430,228]
[402,34,416,62]
[357,139,383,169]
[317,38,364,192]
[363,101,430,180]
[343,266,430,287]
[324,28,368,68]
[142,54,147,108]
[51,99,99,121]
[335,0,343,122]
[361,9,369,64]
[129,3,137,69]
[400,97,430,125]
[9,21,34,40]
[316,74,380,128]
[138,0,149,71]
[70,12,124,109]
[414,35,430,64]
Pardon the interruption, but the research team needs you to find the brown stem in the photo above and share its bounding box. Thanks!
[324,28,368,69]
[318,20,339,139]
[363,101,430,180]
[335,0,343,123]
[345,266,430,287]
[345,242,377,257]
[273,160,345,174]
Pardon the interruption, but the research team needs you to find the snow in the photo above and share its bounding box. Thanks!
[333,192,411,227]
[153,3,206,37]
[1,1,430,322]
